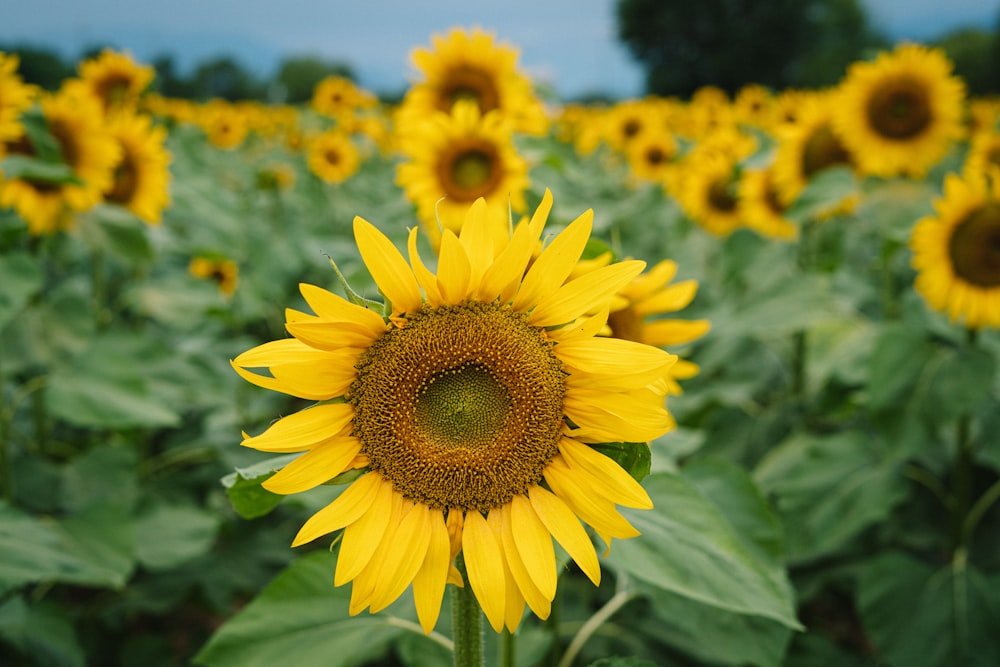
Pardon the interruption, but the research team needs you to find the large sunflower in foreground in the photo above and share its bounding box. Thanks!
[233,191,674,634]
[910,170,1000,329]
[103,111,172,224]
[832,43,965,178]
[395,100,529,248]
[398,27,548,136]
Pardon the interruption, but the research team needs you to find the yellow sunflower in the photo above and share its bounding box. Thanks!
[189,256,239,297]
[738,166,798,241]
[77,49,154,112]
[962,129,1000,180]
[771,92,857,213]
[311,76,376,119]
[232,191,674,634]
[198,100,249,150]
[399,27,548,136]
[833,43,966,178]
[103,111,171,224]
[0,52,37,147]
[0,87,120,235]
[910,169,1000,329]
[306,130,360,184]
[675,146,745,236]
[395,100,529,248]
[625,127,678,187]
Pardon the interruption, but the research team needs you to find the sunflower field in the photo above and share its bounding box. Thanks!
[2,27,1000,667]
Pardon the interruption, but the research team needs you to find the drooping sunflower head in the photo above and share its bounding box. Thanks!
[911,170,1000,330]
[78,49,154,112]
[233,192,675,634]
[833,43,966,178]
[306,130,361,184]
[400,27,548,136]
[395,99,529,247]
[0,52,37,147]
[102,110,172,224]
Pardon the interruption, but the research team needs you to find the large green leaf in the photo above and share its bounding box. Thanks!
[857,551,1000,667]
[606,472,801,629]
[194,551,405,667]
[924,345,996,422]
[0,597,85,667]
[754,430,909,563]
[134,504,220,571]
[866,322,932,412]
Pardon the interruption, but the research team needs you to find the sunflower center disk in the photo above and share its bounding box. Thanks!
[868,79,931,139]
[949,204,1000,287]
[350,301,567,513]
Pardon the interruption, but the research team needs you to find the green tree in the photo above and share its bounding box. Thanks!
[935,27,998,96]
[189,56,264,101]
[274,54,355,104]
[616,0,884,96]
[0,44,73,91]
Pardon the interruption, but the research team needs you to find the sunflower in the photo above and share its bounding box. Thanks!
[103,111,171,223]
[771,92,857,213]
[306,130,360,184]
[732,84,775,130]
[189,256,239,297]
[962,130,1000,180]
[0,52,36,146]
[311,76,376,119]
[738,166,798,241]
[395,100,529,248]
[232,191,674,634]
[625,127,678,187]
[602,99,661,153]
[399,27,548,136]
[910,170,1000,329]
[77,49,154,112]
[0,87,120,235]
[198,100,248,150]
[833,43,966,178]
[674,139,748,236]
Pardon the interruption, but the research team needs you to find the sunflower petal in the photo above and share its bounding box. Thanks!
[477,218,535,303]
[241,403,354,452]
[513,209,593,312]
[436,229,472,304]
[298,283,386,334]
[459,198,494,287]
[530,260,646,327]
[487,509,527,632]
[353,216,422,315]
[408,227,442,304]
[462,510,506,632]
[262,436,362,495]
[370,503,433,613]
[543,456,640,540]
[291,472,382,546]
[527,485,601,586]
[335,480,397,585]
[501,502,552,619]
[559,437,653,509]
[412,511,451,634]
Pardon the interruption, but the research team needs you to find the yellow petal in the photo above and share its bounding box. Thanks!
[462,510,506,633]
[509,495,557,600]
[488,509,527,632]
[513,209,593,313]
[370,503,433,613]
[559,437,653,510]
[412,511,451,634]
[241,403,354,452]
[642,319,711,347]
[530,260,646,327]
[408,227,442,304]
[476,219,535,303]
[499,503,551,620]
[334,478,396,585]
[285,320,379,351]
[546,306,610,343]
[298,283,386,334]
[528,188,554,239]
[262,436,362,494]
[291,472,382,546]
[353,216,422,315]
[459,198,494,287]
[559,338,677,390]
[436,229,472,305]
[634,279,699,315]
[543,456,640,540]
[564,387,673,443]
[527,485,601,586]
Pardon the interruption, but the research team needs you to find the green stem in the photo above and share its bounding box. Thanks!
[90,245,109,330]
[963,478,1000,547]
[952,328,979,552]
[500,629,515,667]
[880,239,900,319]
[0,344,10,502]
[557,586,638,667]
[451,556,484,667]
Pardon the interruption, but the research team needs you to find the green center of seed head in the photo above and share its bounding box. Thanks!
[414,363,511,449]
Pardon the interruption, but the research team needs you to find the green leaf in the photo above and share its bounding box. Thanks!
[221,469,286,521]
[0,252,44,330]
[592,442,651,482]
[194,551,404,667]
[857,552,1000,667]
[0,154,80,185]
[587,657,659,667]
[19,107,63,162]
[46,373,182,429]
[0,501,133,592]
[867,323,931,412]
[76,205,154,262]
[786,166,857,223]
[134,504,220,571]
[0,597,85,667]
[606,472,802,629]
[925,345,996,422]
[731,274,843,338]
[754,431,909,563]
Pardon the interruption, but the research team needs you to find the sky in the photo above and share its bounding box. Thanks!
[1,0,997,98]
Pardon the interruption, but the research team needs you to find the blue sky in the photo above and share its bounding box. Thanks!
[1,0,997,97]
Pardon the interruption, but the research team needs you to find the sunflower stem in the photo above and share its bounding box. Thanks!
[499,628,515,667]
[451,555,484,667]
[951,327,979,553]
